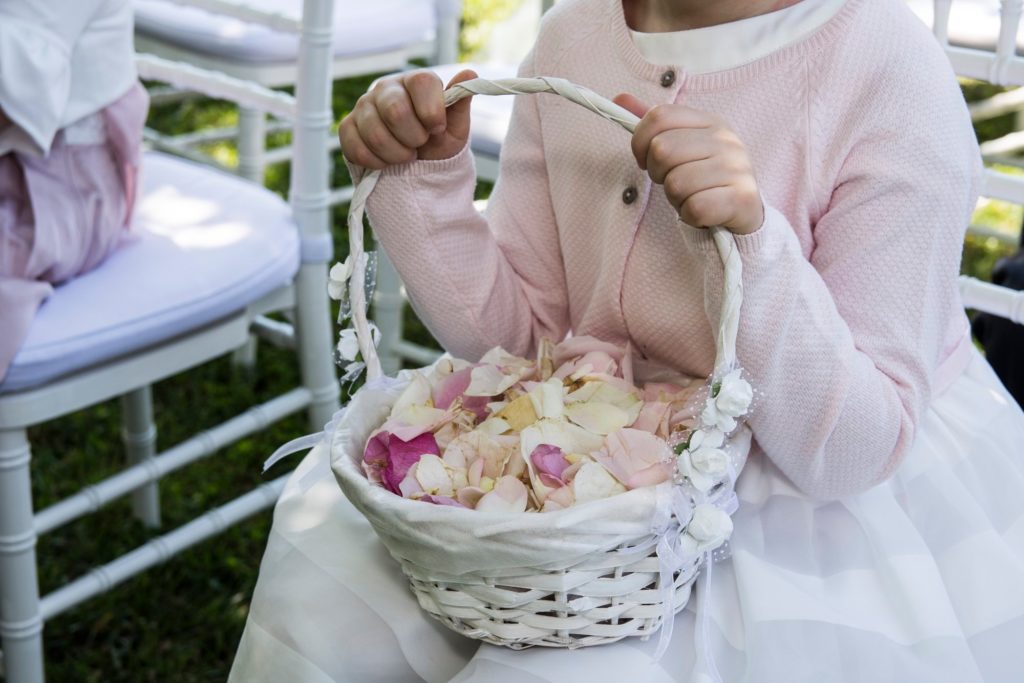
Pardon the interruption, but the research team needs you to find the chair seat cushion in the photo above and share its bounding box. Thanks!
[1,152,299,393]
[907,0,1024,55]
[427,63,517,159]
[134,0,437,65]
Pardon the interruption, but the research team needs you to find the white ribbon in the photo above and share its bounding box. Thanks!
[262,408,347,472]
[650,478,740,679]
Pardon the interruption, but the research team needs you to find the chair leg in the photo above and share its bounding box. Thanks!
[121,387,161,529]
[233,106,267,371]
[374,250,405,376]
[294,263,341,430]
[0,429,45,683]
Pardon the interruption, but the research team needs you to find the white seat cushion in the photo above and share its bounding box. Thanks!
[426,63,517,159]
[134,0,437,65]
[1,152,299,393]
[907,0,1024,54]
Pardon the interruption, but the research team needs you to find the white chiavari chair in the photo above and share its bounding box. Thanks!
[0,1,339,680]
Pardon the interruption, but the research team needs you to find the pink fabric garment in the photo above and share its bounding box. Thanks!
[357,0,984,500]
[0,82,148,382]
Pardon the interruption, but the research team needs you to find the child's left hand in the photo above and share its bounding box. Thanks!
[614,94,764,235]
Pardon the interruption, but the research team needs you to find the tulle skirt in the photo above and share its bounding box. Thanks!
[228,349,1024,683]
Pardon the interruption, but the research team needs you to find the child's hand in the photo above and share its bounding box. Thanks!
[340,69,477,170]
[614,94,764,235]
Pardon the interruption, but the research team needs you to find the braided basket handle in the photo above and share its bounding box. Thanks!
[347,76,743,382]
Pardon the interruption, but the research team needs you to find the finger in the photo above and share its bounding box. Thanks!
[375,83,431,149]
[662,159,735,208]
[613,93,650,120]
[442,69,479,143]
[632,104,714,171]
[339,118,387,169]
[677,185,736,228]
[643,129,722,185]
[402,70,447,135]
[355,104,416,165]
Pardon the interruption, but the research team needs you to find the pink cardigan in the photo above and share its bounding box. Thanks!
[359,0,982,500]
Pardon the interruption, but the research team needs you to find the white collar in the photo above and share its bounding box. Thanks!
[630,0,848,74]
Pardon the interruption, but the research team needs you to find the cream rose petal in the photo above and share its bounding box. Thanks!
[464,365,520,397]
[390,372,434,419]
[573,461,627,503]
[414,454,454,497]
[563,402,631,435]
[528,377,565,420]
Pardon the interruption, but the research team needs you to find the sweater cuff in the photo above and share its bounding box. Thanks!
[345,142,474,183]
[679,202,793,259]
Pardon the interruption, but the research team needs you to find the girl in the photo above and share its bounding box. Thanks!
[0,0,147,382]
[230,0,1024,680]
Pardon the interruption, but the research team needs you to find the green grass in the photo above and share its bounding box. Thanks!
[22,68,1021,681]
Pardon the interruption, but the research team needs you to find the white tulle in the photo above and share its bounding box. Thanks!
[229,349,1024,682]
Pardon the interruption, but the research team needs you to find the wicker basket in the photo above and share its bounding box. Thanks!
[330,76,751,653]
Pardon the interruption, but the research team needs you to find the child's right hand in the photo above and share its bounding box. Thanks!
[339,69,477,170]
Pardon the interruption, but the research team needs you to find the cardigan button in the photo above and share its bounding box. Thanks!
[660,69,676,87]
[622,186,638,205]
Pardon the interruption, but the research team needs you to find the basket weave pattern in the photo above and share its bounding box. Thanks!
[334,76,750,652]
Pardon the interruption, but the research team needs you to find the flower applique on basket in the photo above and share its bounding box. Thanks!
[266,75,760,683]
[327,251,381,383]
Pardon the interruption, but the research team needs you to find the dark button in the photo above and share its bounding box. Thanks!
[622,186,638,205]
[660,69,676,87]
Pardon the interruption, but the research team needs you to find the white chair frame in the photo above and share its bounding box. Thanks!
[0,1,339,680]
[137,0,462,186]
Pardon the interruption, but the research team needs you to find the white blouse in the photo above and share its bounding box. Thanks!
[630,0,849,73]
[0,0,137,157]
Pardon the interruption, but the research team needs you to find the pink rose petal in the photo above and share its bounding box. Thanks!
[363,430,440,495]
[530,444,569,480]
[591,428,674,490]
[433,367,474,410]
[476,475,529,513]
[632,401,672,439]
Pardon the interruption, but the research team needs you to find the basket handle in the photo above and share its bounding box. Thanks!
[346,76,743,382]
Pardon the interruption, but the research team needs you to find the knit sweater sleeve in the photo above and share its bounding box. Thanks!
[682,68,981,500]
[356,52,569,361]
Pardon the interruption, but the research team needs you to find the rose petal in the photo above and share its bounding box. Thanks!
[527,378,565,420]
[530,444,569,479]
[476,476,529,513]
[496,394,539,431]
[363,431,440,495]
[591,428,674,490]
[631,401,672,438]
[563,401,630,435]
[456,486,487,508]
[414,453,455,497]
[573,462,627,503]
[433,367,474,410]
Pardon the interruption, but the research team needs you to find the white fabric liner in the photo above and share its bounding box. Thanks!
[906,0,1024,54]
[229,349,1024,682]
[1,152,299,393]
[134,0,437,65]
[427,64,517,159]
[628,0,847,73]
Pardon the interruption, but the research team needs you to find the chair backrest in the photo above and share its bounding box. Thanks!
[919,0,1024,321]
[136,0,335,264]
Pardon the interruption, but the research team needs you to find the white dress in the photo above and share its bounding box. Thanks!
[228,5,1024,682]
